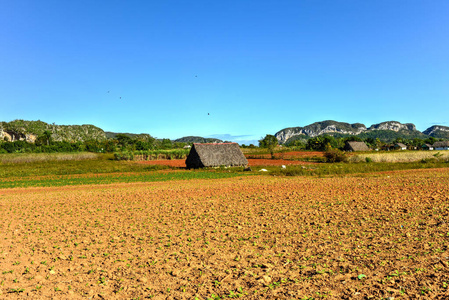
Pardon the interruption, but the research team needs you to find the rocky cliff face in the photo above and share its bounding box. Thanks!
[275,120,433,144]
[368,121,417,132]
[275,121,367,143]
[423,125,449,139]
[0,120,107,143]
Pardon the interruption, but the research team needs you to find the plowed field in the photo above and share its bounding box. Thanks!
[1,169,449,299]
[244,151,324,159]
[137,158,315,168]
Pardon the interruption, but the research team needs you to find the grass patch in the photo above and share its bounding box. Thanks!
[0,170,249,189]
[0,152,99,164]
[0,153,251,188]
[0,154,166,178]
[349,150,449,163]
[266,160,449,177]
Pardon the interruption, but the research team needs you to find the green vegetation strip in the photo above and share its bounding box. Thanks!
[0,155,162,178]
[0,170,249,189]
[0,154,252,188]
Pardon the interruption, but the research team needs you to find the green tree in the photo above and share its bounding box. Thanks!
[160,138,173,149]
[424,137,436,145]
[116,134,132,148]
[259,135,278,159]
[306,135,338,151]
[36,130,53,146]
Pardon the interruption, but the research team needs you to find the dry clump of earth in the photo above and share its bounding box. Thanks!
[1,168,449,299]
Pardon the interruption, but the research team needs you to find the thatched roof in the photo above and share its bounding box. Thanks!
[344,141,370,152]
[433,141,449,148]
[185,143,248,168]
[395,143,407,148]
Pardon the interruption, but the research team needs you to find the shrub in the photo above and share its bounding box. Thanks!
[114,151,134,161]
[365,157,372,163]
[324,148,347,163]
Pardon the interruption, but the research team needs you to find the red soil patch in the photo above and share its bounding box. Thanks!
[247,158,315,166]
[246,151,324,159]
[2,169,449,299]
[137,158,316,168]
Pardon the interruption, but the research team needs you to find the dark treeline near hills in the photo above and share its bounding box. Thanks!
[174,136,223,143]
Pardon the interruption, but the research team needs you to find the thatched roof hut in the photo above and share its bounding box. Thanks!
[344,141,370,152]
[433,141,449,150]
[394,143,407,150]
[185,143,248,169]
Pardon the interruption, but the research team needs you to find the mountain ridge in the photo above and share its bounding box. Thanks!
[0,120,221,144]
[275,120,444,144]
[0,119,447,145]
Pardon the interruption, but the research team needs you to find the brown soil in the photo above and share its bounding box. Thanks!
[137,158,316,168]
[246,151,324,159]
[246,159,315,166]
[1,169,449,299]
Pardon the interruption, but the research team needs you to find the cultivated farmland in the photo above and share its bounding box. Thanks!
[1,168,449,299]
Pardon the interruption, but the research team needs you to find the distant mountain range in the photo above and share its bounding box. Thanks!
[1,119,448,145]
[275,120,449,144]
[173,136,223,143]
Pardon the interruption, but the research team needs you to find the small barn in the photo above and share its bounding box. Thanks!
[185,143,248,168]
[394,143,407,150]
[433,141,449,150]
[344,141,370,152]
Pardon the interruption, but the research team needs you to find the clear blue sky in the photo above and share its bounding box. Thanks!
[1,1,448,145]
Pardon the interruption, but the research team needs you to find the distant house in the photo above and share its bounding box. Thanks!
[422,144,434,151]
[433,141,449,150]
[394,143,407,150]
[185,143,248,168]
[344,141,370,152]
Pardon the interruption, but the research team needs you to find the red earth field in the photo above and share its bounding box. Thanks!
[138,159,315,168]
[246,151,324,160]
[1,169,449,299]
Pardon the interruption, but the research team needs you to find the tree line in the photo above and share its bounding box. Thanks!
[258,134,443,152]
[0,132,189,154]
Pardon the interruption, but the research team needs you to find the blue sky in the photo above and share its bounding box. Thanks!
[1,1,448,145]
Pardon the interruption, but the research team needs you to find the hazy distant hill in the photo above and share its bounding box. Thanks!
[105,131,153,140]
[275,120,439,144]
[174,136,223,143]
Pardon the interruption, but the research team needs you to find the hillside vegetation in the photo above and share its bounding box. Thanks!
[1,120,105,142]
